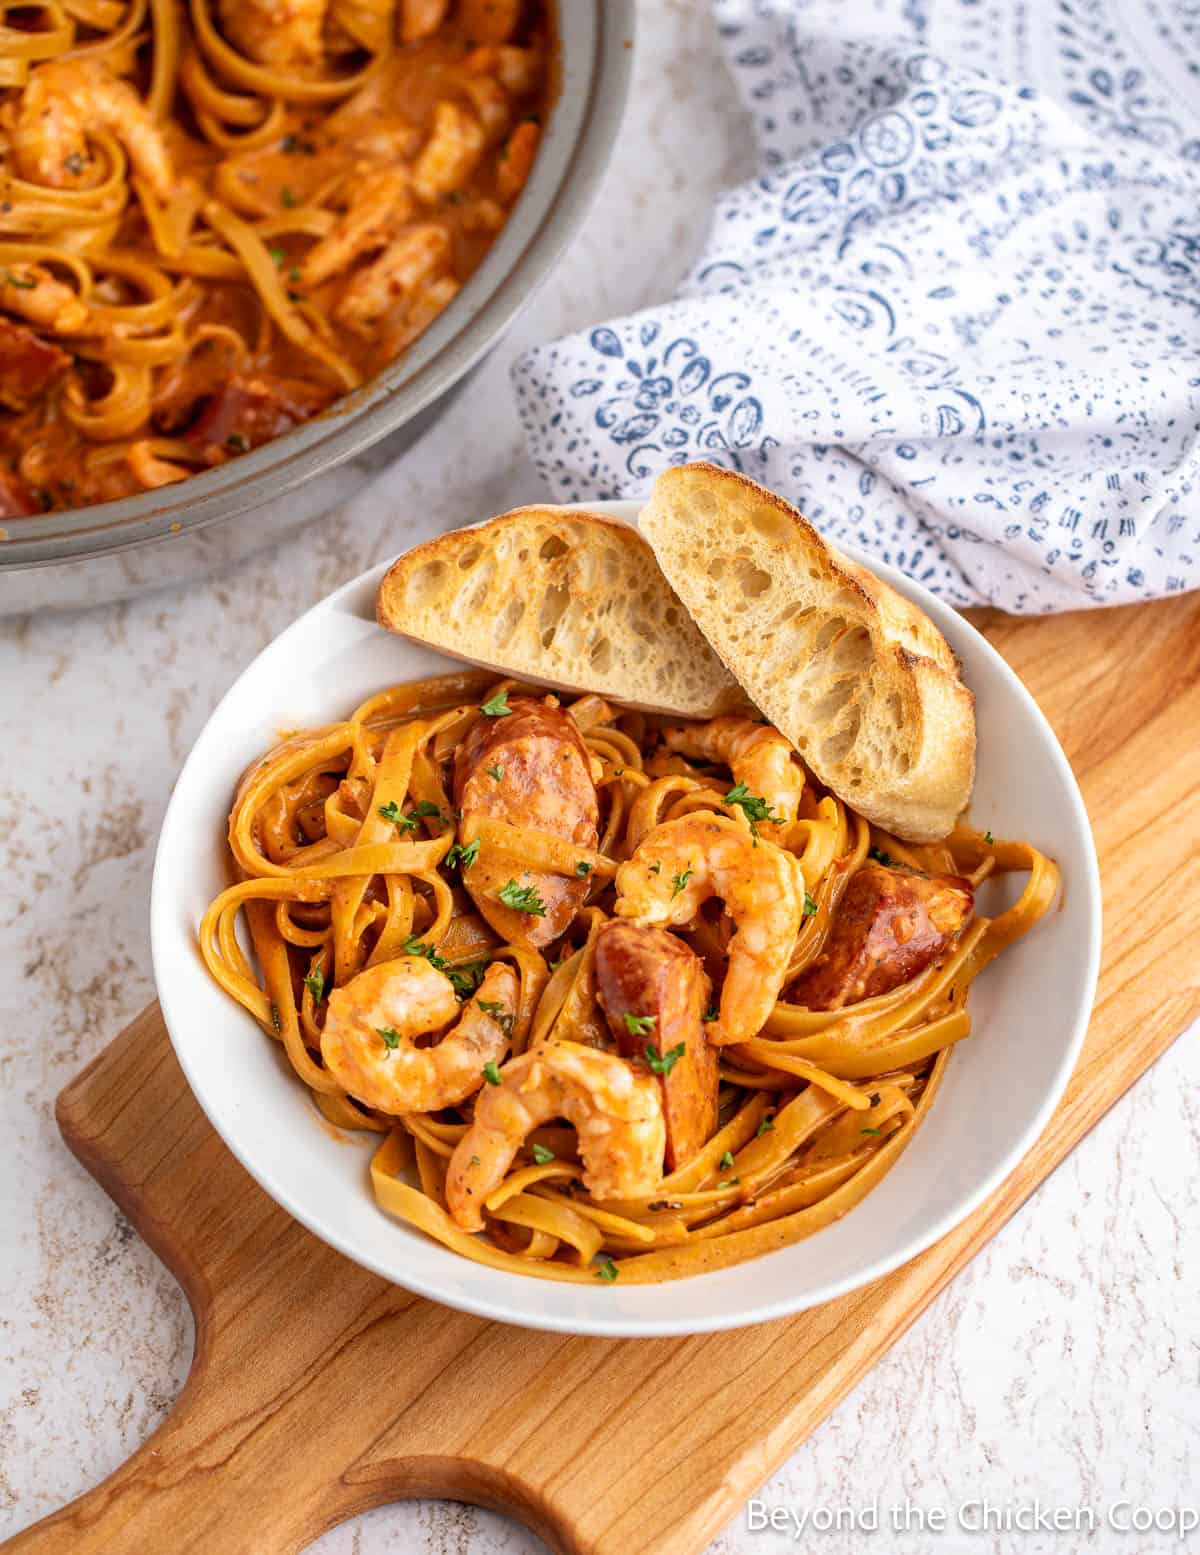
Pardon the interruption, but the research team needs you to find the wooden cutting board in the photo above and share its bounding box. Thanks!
[7,593,1200,1555]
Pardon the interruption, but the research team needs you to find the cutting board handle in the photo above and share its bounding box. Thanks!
[1,1410,322,1555]
[0,1337,551,1555]
[0,1020,574,1555]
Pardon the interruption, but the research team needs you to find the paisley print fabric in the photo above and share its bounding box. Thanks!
[512,0,1200,612]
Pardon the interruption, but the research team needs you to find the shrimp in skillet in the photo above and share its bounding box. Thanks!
[300,169,412,288]
[0,264,87,334]
[13,58,173,198]
[614,811,804,1047]
[218,0,328,67]
[446,1042,666,1231]
[661,716,805,840]
[321,955,518,1114]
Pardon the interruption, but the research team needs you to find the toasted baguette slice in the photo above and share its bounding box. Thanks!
[638,464,975,841]
[376,505,745,718]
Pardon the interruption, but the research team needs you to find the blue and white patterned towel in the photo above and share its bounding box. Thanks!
[513,0,1200,612]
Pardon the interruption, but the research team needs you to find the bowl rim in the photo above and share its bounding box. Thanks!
[150,503,1102,1336]
[0,0,635,572]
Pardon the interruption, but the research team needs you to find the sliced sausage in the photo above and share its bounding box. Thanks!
[454,695,599,950]
[0,467,41,518]
[185,372,332,461]
[594,920,717,1171]
[787,861,973,1011]
[0,318,69,411]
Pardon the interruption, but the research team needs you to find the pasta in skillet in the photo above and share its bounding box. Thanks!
[199,672,1059,1284]
[0,0,549,515]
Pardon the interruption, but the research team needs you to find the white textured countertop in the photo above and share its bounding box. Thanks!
[2,5,1197,1551]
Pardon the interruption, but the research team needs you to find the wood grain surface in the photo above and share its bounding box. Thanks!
[5,593,1199,1555]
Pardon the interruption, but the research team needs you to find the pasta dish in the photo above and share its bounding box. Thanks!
[199,672,1058,1285]
[0,0,549,517]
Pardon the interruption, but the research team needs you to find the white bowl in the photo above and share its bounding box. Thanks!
[151,501,1101,1337]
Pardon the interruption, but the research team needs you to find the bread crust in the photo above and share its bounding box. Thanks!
[376,505,744,719]
[637,463,976,842]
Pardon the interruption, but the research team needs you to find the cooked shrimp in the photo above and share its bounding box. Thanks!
[411,100,485,203]
[455,0,521,44]
[301,169,411,287]
[0,264,87,334]
[614,811,804,1046]
[381,272,458,353]
[466,45,543,98]
[662,716,805,839]
[321,956,518,1114]
[446,1042,666,1231]
[14,59,173,199]
[461,74,511,145]
[218,0,326,67]
[496,119,539,202]
[335,222,451,333]
[399,0,448,40]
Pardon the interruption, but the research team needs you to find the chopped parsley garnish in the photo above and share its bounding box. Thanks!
[447,962,486,1000]
[480,690,511,717]
[289,266,302,283]
[575,860,592,876]
[670,868,693,898]
[380,798,443,834]
[469,1155,480,1166]
[403,936,446,969]
[755,1114,775,1138]
[595,1257,619,1282]
[862,1126,882,1136]
[531,1142,555,1165]
[869,846,898,867]
[723,782,784,839]
[269,246,285,267]
[303,967,327,1003]
[719,1150,734,1169]
[270,1002,281,1033]
[486,764,503,782]
[482,1059,502,1085]
[622,1011,657,1038]
[703,1003,719,1022]
[377,1025,402,1052]
[719,1177,741,1188]
[225,433,249,452]
[281,186,298,207]
[984,829,995,845]
[498,879,546,916]
[803,891,818,917]
[649,862,661,875]
[4,270,36,289]
[477,999,514,1036]
[646,1041,685,1076]
[446,837,481,870]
